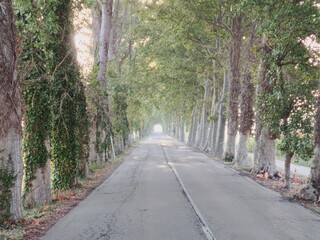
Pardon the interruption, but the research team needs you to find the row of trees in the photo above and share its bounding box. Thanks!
[1,0,320,222]
[126,0,320,196]
[0,0,134,222]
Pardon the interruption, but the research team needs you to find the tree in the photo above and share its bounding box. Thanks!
[308,85,320,202]
[250,0,320,178]
[234,23,256,168]
[50,0,89,190]
[16,0,52,208]
[0,0,23,221]
[225,13,243,162]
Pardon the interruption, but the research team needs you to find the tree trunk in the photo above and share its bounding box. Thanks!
[204,84,218,153]
[188,106,196,144]
[89,121,98,163]
[301,91,320,202]
[254,127,277,176]
[252,40,277,176]
[97,0,114,162]
[310,146,320,202]
[92,3,102,61]
[235,132,252,169]
[197,81,211,149]
[192,103,201,147]
[24,152,51,208]
[209,91,219,155]
[215,71,229,159]
[234,26,255,168]
[284,152,293,189]
[180,115,185,142]
[0,0,23,221]
[225,15,242,161]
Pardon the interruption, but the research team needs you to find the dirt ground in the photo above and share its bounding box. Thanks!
[229,161,320,215]
[249,171,320,215]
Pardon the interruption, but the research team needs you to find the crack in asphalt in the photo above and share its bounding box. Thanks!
[78,147,151,240]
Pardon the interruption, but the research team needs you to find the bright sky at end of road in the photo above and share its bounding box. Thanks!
[153,124,163,133]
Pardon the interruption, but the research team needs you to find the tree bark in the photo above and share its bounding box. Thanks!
[188,106,196,144]
[215,70,229,159]
[190,103,199,146]
[253,40,277,176]
[180,115,185,142]
[310,146,320,202]
[301,90,320,201]
[197,81,211,149]
[234,26,255,168]
[93,3,102,62]
[254,127,277,176]
[225,15,242,161]
[24,146,51,208]
[97,0,114,162]
[0,0,23,220]
[205,92,217,153]
[284,152,293,189]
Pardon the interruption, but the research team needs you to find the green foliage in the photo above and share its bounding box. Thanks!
[260,65,317,159]
[16,0,52,195]
[253,0,320,160]
[109,81,130,148]
[0,157,16,223]
[248,137,255,153]
[16,0,89,191]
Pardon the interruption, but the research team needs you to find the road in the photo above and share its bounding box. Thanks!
[42,134,320,240]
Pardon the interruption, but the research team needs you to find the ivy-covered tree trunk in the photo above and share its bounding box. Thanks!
[16,0,53,207]
[24,150,51,208]
[23,100,51,207]
[214,70,229,159]
[50,0,88,190]
[0,0,23,221]
[76,83,89,178]
[225,15,242,162]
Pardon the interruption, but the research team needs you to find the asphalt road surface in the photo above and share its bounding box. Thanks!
[42,134,320,240]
